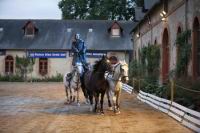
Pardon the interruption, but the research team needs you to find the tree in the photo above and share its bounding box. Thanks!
[58,0,136,20]
[15,56,35,81]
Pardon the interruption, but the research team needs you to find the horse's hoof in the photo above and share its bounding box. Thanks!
[108,107,113,111]
[115,111,121,115]
[89,106,93,112]
[84,100,89,105]
[100,111,105,115]
[64,100,70,104]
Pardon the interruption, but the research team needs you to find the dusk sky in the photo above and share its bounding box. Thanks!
[0,0,62,19]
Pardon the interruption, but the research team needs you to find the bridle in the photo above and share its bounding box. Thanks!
[107,62,128,82]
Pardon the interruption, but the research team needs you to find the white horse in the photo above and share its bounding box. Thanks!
[63,63,84,106]
[106,61,129,114]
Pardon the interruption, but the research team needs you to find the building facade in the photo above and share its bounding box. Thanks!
[132,0,200,82]
[0,20,135,79]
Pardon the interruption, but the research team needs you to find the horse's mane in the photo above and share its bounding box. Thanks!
[93,59,102,72]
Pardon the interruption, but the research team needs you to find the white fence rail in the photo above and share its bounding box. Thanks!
[137,90,200,133]
[122,84,200,133]
[122,83,133,94]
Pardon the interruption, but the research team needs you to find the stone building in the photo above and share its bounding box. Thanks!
[0,20,135,79]
[132,0,200,82]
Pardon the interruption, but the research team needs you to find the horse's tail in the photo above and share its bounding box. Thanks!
[81,72,87,98]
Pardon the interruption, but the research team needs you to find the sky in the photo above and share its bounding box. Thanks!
[0,0,62,19]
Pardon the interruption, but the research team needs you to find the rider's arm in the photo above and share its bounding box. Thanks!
[72,41,79,53]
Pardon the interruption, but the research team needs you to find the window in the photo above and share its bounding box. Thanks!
[89,28,93,32]
[112,28,120,36]
[154,39,157,45]
[192,17,200,78]
[5,55,14,74]
[67,28,72,32]
[109,22,122,37]
[23,21,38,37]
[39,58,48,76]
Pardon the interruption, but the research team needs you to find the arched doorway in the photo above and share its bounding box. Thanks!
[162,28,170,82]
[5,55,14,74]
[192,17,200,78]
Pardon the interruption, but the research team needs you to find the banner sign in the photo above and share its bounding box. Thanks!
[28,52,66,58]
[69,51,106,58]
[86,52,107,58]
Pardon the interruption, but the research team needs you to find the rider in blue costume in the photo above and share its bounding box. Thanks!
[71,34,89,100]
[72,34,87,68]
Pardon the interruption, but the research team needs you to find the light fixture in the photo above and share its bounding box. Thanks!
[162,11,166,15]
[160,10,167,22]
[136,33,140,38]
[161,18,166,21]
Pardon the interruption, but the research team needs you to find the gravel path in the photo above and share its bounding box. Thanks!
[0,82,192,133]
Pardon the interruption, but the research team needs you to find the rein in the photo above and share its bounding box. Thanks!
[107,62,128,82]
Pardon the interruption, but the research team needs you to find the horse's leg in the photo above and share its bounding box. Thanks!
[94,92,99,113]
[80,74,89,103]
[106,90,112,110]
[116,89,121,114]
[113,91,117,113]
[88,91,93,112]
[71,88,75,103]
[77,88,80,106]
[65,86,70,104]
[100,91,105,114]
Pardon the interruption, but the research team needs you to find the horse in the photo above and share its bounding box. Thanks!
[106,61,129,114]
[63,64,83,106]
[83,56,112,114]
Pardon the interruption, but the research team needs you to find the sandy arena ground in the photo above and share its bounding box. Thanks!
[0,82,192,133]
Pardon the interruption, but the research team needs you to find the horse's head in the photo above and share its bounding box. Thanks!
[73,65,81,79]
[120,61,129,83]
[100,56,113,73]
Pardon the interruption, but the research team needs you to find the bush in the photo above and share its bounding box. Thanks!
[174,77,200,111]
[0,74,23,82]
[29,73,63,82]
[0,73,63,82]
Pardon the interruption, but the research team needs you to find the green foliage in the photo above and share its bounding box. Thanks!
[15,56,35,80]
[175,77,200,111]
[58,0,136,20]
[129,45,162,95]
[30,73,63,82]
[140,45,160,78]
[176,30,191,77]
[129,60,145,78]
[0,73,63,82]
[0,74,23,82]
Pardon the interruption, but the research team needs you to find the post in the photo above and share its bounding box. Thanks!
[138,79,141,91]
[170,79,175,102]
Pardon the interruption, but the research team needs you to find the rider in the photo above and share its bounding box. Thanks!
[71,33,88,73]
[71,33,89,100]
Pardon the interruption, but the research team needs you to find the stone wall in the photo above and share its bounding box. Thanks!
[133,0,200,81]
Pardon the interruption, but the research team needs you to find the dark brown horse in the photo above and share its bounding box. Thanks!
[83,56,112,114]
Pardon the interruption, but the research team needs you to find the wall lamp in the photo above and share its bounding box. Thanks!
[160,11,167,22]
[136,33,140,38]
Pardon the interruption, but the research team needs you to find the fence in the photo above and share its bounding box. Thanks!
[122,83,200,133]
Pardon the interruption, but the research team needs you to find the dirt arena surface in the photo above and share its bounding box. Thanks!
[0,82,192,133]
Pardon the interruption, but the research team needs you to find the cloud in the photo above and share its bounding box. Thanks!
[0,0,61,19]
